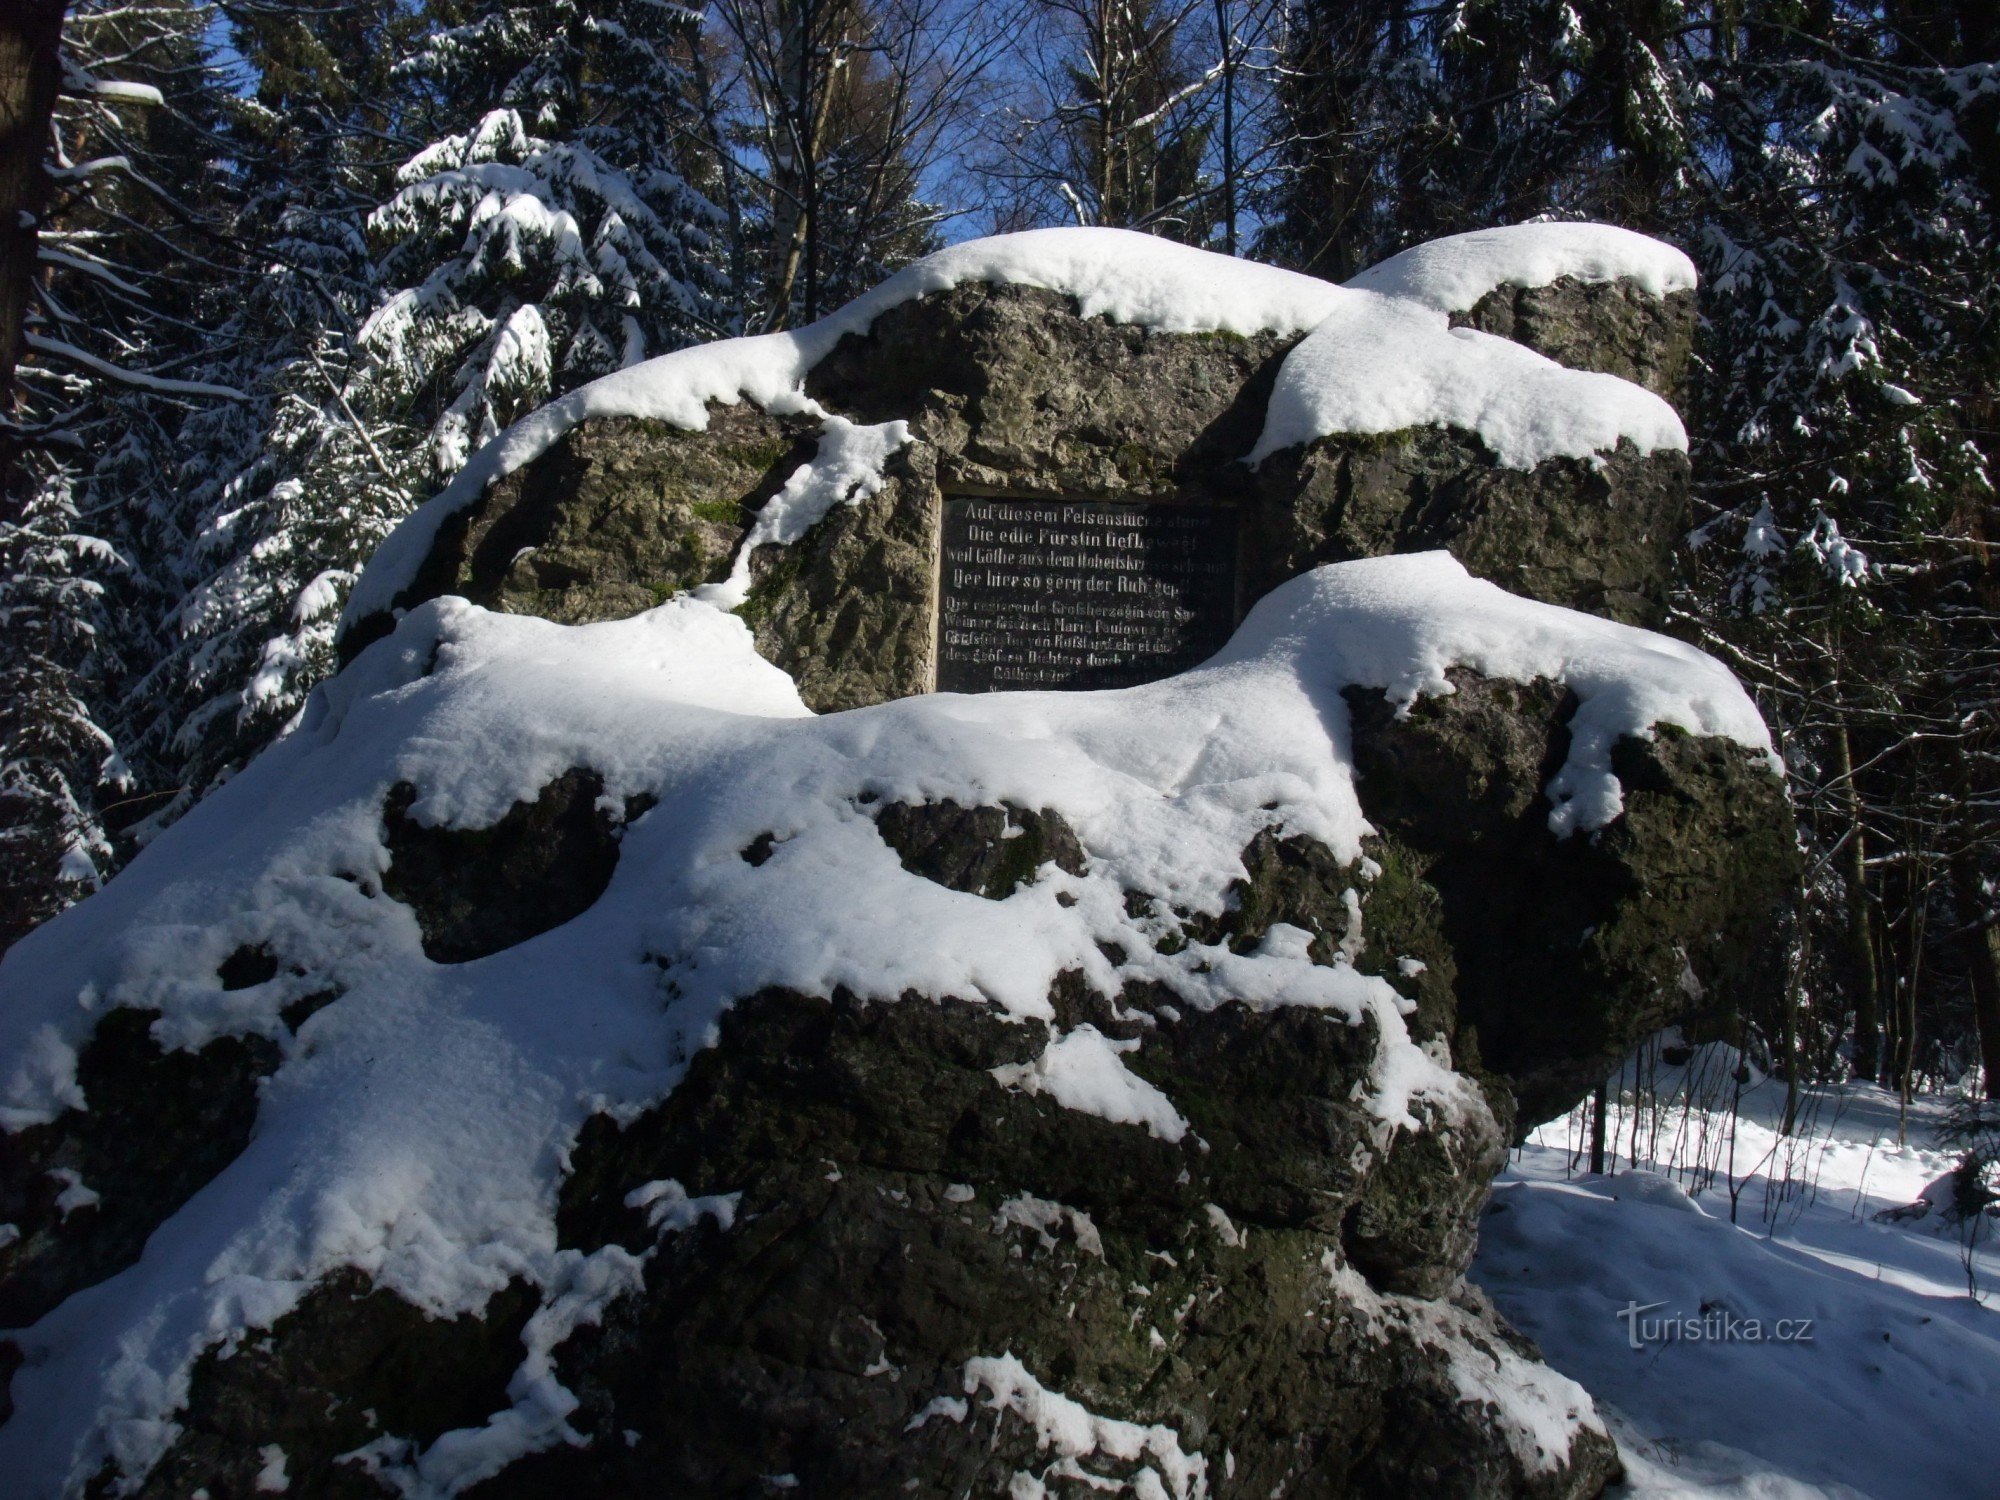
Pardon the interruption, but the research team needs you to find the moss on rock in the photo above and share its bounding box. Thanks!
[1344,670,1796,1129]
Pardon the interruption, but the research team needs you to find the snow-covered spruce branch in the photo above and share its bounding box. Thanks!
[24,334,247,401]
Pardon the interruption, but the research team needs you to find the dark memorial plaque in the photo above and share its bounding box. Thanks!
[937,496,1238,692]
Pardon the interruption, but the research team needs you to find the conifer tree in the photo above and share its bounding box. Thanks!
[1680,3,1999,1090]
[0,0,241,941]
[362,1,724,479]
[99,0,420,832]
[0,467,121,948]
[122,0,729,825]
[1266,1,1999,1089]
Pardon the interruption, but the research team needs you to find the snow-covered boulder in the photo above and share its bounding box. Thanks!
[0,550,1795,1497]
[1344,666,1796,1129]
[337,223,1701,708]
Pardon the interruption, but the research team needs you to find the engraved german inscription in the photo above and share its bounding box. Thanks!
[937,496,1238,692]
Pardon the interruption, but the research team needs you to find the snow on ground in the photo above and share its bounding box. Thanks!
[344,222,1693,633]
[1473,1042,2000,1500]
[0,553,1770,1493]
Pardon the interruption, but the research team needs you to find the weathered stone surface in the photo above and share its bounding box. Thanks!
[807,282,1293,504]
[872,798,1087,899]
[108,1269,538,1500]
[40,253,1778,1500]
[1156,673,1795,1136]
[1345,671,1798,1129]
[344,270,1699,690]
[14,702,1785,1497]
[98,728,1784,1492]
[707,282,1295,712]
[742,443,939,711]
[1247,434,1690,628]
[341,408,812,664]
[126,982,1615,1500]
[1455,279,1697,401]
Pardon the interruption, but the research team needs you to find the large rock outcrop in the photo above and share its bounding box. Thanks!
[0,227,1791,1500]
[338,225,1701,709]
[115,982,1614,1500]
[382,405,810,631]
[0,548,1793,1498]
[1344,673,1794,1126]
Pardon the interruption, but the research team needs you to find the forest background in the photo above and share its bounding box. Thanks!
[0,0,1994,1111]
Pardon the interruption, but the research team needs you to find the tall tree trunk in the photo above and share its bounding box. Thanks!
[1588,1080,1608,1174]
[1093,1,1114,223]
[763,0,847,328]
[1831,715,1882,1080]
[1951,846,2000,1098]
[0,0,66,504]
[690,38,753,330]
[1214,0,1234,254]
[1779,931,1804,1134]
[798,0,819,321]
[1898,941,1921,1121]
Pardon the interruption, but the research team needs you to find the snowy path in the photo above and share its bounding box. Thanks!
[1472,1067,2000,1499]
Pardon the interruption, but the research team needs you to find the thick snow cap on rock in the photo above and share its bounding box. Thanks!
[343,222,1694,633]
[1220,553,1778,835]
[1344,222,1697,312]
[1246,292,1687,469]
[341,227,1341,630]
[0,553,1769,1494]
[1252,222,1695,467]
